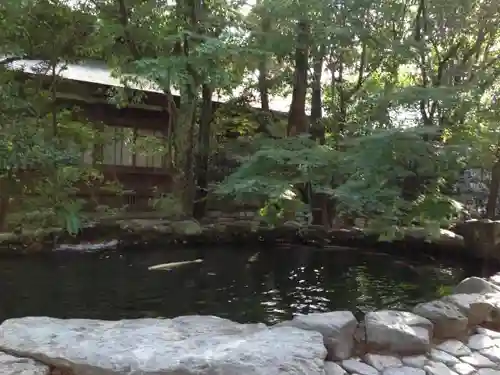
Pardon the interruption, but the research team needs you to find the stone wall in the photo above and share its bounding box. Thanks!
[2,275,500,374]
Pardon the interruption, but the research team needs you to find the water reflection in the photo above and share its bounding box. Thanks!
[0,246,489,324]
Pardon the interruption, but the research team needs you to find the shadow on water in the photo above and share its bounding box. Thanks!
[0,245,494,324]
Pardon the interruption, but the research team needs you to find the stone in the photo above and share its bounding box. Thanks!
[364,310,432,354]
[424,361,458,375]
[325,362,347,375]
[477,327,500,338]
[170,220,203,236]
[435,340,472,357]
[460,352,497,368]
[489,273,500,286]
[282,311,358,360]
[452,363,476,375]
[454,277,500,295]
[468,334,495,350]
[413,300,468,339]
[402,355,427,368]
[382,367,425,375]
[481,346,500,362]
[477,370,500,375]
[429,349,460,365]
[341,359,379,375]
[443,293,491,325]
[475,294,500,329]
[0,352,49,375]
[0,316,327,375]
[364,354,402,371]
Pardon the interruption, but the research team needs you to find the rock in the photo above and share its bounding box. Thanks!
[477,369,500,375]
[443,293,492,325]
[402,355,427,368]
[429,349,460,365]
[454,277,500,295]
[467,334,495,350]
[325,362,347,375]
[383,367,425,375]
[452,363,476,375]
[424,361,458,375]
[0,352,49,375]
[481,346,500,362]
[413,300,468,339]
[170,220,203,236]
[364,354,402,371]
[477,327,500,338]
[475,294,500,329]
[341,359,379,375]
[364,310,432,354]
[435,340,472,357]
[282,311,358,360]
[460,352,496,368]
[0,316,327,375]
[489,273,500,286]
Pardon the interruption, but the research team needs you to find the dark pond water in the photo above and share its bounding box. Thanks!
[0,245,493,324]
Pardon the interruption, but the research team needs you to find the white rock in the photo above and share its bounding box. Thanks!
[0,352,49,375]
[481,346,500,362]
[468,334,495,350]
[454,277,500,294]
[489,273,500,286]
[436,340,472,357]
[477,327,500,338]
[282,311,358,360]
[325,362,347,375]
[0,316,327,375]
[424,361,458,375]
[460,352,497,368]
[341,359,379,375]
[452,362,476,375]
[429,349,461,365]
[365,310,432,354]
[365,354,402,371]
[413,301,468,339]
[477,369,500,375]
[402,355,427,368]
[443,294,491,325]
[383,366,425,375]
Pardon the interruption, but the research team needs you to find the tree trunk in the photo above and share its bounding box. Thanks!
[287,20,310,136]
[486,160,500,219]
[193,84,213,219]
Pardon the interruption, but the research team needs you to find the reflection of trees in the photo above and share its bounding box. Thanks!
[0,246,471,324]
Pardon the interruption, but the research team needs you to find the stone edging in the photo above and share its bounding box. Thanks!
[1,275,500,374]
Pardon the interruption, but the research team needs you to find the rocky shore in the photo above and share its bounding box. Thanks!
[3,274,500,374]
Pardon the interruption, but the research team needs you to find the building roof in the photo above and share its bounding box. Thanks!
[7,58,293,113]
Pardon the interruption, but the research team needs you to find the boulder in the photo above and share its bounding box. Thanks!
[364,310,433,354]
[0,352,49,375]
[0,316,327,375]
[170,220,203,236]
[453,277,500,295]
[280,311,358,360]
[413,300,468,339]
[442,293,492,325]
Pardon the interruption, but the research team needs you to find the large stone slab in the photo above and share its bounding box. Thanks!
[413,300,467,339]
[364,310,432,354]
[0,352,49,375]
[0,316,327,375]
[280,311,357,360]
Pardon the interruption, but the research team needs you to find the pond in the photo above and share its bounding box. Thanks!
[0,245,491,324]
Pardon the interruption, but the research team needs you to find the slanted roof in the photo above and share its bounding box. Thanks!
[7,58,293,113]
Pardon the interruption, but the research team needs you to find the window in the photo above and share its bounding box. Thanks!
[86,126,166,168]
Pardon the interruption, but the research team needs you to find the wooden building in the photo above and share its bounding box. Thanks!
[9,59,288,209]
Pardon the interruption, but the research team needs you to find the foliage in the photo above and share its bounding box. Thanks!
[0,0,499,239]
